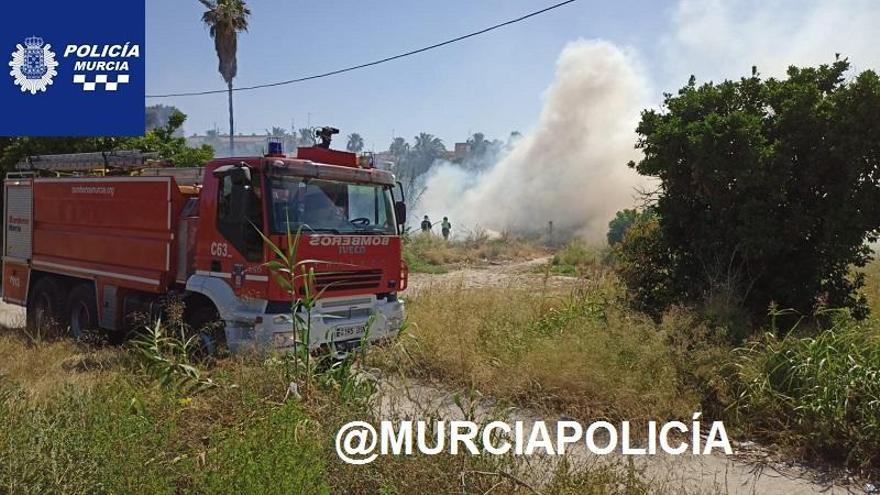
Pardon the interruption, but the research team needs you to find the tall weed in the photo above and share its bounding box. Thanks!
[733,310,880,469]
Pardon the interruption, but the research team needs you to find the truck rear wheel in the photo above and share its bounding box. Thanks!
[66,284,98,339]
[27,277,66,333]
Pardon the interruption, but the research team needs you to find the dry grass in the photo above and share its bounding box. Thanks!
[378,278,700,422]
[405,231,546,272]
[0,331,122,401]
[861,257,880,315]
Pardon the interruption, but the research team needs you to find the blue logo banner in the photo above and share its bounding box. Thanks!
[0,0,145,136]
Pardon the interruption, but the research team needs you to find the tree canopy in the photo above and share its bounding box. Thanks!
[346,133,364,153]
[0,109,213,170]
[627,58,880,321]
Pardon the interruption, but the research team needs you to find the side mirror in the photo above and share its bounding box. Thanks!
[394,201,407,226]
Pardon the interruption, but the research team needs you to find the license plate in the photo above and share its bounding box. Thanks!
[333,325,365,341]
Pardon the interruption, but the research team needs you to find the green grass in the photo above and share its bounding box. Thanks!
[732,311,880,469]
[0,378,178,494]
[403,246,448,274]
[0,371,329,494]
[0,329,656,494]
[544,241,605,277]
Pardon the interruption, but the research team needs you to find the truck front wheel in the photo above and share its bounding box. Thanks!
[27,277,65,333]
[66,284,98,339]
[186,303,226,357]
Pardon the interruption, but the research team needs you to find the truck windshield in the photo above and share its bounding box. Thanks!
[268,176,396,234]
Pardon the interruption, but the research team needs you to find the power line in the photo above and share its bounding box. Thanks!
[146,0,580,98]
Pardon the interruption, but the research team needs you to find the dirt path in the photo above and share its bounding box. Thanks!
[390,259,870,495]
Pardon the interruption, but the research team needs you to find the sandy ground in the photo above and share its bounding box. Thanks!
[0,299,26,329]
[384,259,872,495]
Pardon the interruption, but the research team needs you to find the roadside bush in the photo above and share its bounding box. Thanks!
[732,311,880,469]
[613,217,679,319]
[549,240,604,276]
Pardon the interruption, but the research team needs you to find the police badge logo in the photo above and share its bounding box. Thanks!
[9,36,59,94]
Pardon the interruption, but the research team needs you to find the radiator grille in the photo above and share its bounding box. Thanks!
[305,269,382,294]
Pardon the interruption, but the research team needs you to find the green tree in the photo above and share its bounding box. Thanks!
[346,133,364,153]
[267,126,289,137]
[199,0,250,155]
[131,110,214,167]
[389,137,409,159]
[628,58,880,322]
[411,132,446,176]
[1,111,213,170]
[607,208,655,246]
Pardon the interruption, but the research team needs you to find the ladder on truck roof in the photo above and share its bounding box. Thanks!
[9,150,206,186]
[13,150,161,174]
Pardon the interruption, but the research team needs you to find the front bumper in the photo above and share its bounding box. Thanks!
[223,295,404,354]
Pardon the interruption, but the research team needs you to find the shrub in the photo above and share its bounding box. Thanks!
[549,240,603,276]
[629,59,880,321]
[607,208,655,246]
[732,311,880,469]
[613,217,679,319]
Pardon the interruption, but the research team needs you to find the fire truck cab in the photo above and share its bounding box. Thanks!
[2,140,408,354]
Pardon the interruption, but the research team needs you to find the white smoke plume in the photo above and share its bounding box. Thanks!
[418,40,651,242]
[663,0,880,84]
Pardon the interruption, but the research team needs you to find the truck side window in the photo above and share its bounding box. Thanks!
[216,172,263,262]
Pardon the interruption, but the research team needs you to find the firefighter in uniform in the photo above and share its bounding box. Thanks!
[420,215,432,233]
[441,217,452,240]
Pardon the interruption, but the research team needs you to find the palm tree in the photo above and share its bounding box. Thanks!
[346,133,364,153]
[389,137,409,159]
[467,132,488,156]
[267,126,289,137]
[199,0,250,155]
[412,132,446,176]
[297,128,315,147]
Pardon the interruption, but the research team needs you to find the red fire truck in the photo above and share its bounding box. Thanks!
[1,136,408,353]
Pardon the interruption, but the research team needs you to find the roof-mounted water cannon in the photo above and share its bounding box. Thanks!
[315,126,339,149]
[295,126,364,168]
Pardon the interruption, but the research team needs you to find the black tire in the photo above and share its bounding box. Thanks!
[26,277,66,333]
[66,284,98,339]
[185,303,226,357]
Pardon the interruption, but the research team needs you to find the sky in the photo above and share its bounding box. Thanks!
[146,0,880,150]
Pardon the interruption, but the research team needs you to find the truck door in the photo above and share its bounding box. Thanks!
[205,167,266,296]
